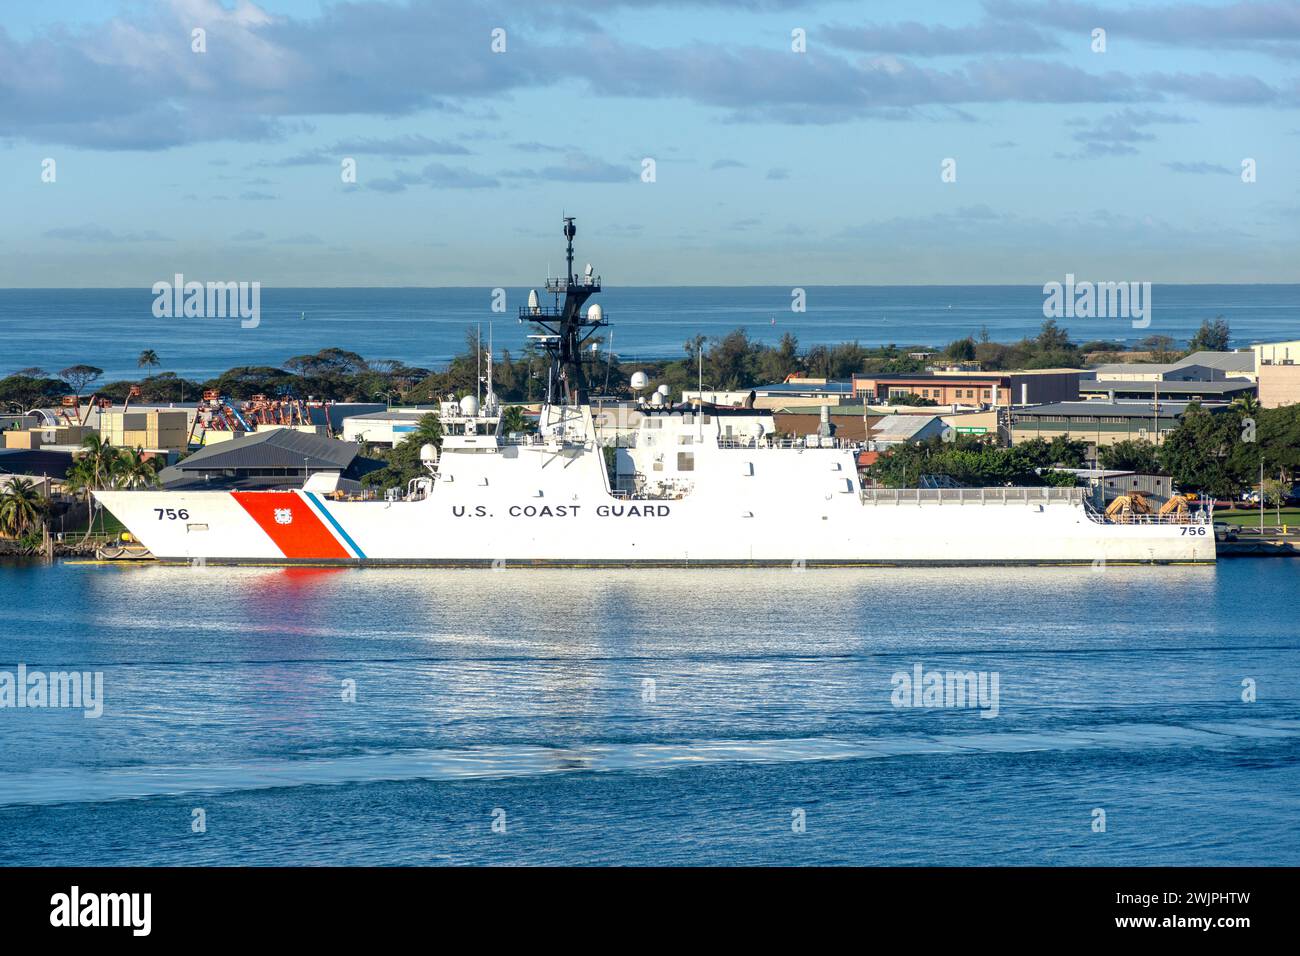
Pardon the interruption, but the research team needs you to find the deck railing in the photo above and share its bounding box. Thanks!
[717,436,847,449]
[858,486,1212,525]
[861,486,1086,505]
[1089,510,1212,525]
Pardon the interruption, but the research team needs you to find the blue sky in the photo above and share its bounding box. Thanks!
[1,0,1297,286]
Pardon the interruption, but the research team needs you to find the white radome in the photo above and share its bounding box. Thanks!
[459,395,479,417]
[587,303,603,323]
[630,371,649,391]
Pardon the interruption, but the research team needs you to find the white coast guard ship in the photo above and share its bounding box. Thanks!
[95,219,1215,565]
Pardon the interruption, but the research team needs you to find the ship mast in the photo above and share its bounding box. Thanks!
[520,216,607,406]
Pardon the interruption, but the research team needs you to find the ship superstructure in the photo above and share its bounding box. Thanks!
[94,219,1216,565]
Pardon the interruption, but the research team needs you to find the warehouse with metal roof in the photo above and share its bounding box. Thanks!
[157,428,383,490]
[1077,378,1255,403]
[1010,400,1227,446]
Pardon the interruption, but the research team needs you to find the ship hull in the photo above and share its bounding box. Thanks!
[93,485,1216,566]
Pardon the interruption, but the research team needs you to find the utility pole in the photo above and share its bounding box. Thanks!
[697,346,704,442]
[1278,467,1283,528]
[1153,380,1159,447]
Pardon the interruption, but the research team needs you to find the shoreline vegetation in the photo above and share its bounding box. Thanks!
[2,317,1295,506]
[0,317,1238,409]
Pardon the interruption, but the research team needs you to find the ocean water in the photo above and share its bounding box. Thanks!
[0,285,1296,382]
[0,558,1297,866]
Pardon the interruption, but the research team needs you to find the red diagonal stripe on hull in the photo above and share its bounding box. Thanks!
[231,491,350,559]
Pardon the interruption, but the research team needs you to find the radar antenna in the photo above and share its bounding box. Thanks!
[519,216,608,406]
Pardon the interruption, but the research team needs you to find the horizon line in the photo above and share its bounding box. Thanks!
[2,281,1299,292]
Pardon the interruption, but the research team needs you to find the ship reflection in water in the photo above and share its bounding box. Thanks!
[0,560,1296,865]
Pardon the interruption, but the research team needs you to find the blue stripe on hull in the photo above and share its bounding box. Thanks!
[302,491,368,560]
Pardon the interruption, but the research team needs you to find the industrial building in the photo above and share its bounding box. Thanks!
[1175,351,1258,380]
[1010,401,1221,446]
[0,449,76,490]
[1259,363,1300,408]
[866,414,948,448]
[39,401,201,433]
[1090,351,1255,384]
[3,423,90,451]
[773,406,880,442]
[851,369,1080,407]
[341,407,442,445]
[1077,379,1255,403]
[1250,339,1300,367]
[1053,468,1175,506]
[100,409,190,452]
[745,380,856,409]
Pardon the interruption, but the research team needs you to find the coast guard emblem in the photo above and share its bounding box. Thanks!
[274,508,293,525]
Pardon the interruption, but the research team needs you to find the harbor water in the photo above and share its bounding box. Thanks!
[0,558,1297,865]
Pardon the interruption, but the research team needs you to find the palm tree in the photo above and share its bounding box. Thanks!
[138,350,160,370]
[79,434,119,491]
[500,405,529,435]
[409,412,442,449]
[111,448,161,489]
[0,477,47,538]
[1232,394,1261,417]
[67,435,123,543]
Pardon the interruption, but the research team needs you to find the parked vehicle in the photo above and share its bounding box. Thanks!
[1213,523,1240,542]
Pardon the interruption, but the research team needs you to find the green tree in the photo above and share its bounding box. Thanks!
[1080,339,1126,354]
[0,373,66,411]
[1099,439,1163,473]
[945,337,976,362]
[0,477,47,537]
[202,366,296,400]
[1158,405,1248,498]
[756,332,801,383]
[62,452,107,542]
[59,365,103,396]
[887,392,938,407]
[705,329,758,390]
[1040,469,1081,487]
[111,448,162,489]
[1258,404,1300,479]
[1232,393,1261,417]
[500,405,530,435]
[1036,319,1072,353]
[1046,436,1088,468]
[407,413,443,449]
[77,434,119,491]
[362,413,442,491]
[866,436,1073,489]
[137,350,160,370]
[1188,317,1230,352]
[1135,335,1178,362]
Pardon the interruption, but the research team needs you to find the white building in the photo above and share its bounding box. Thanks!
[341,408,441,445]
[866,414,947,449]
